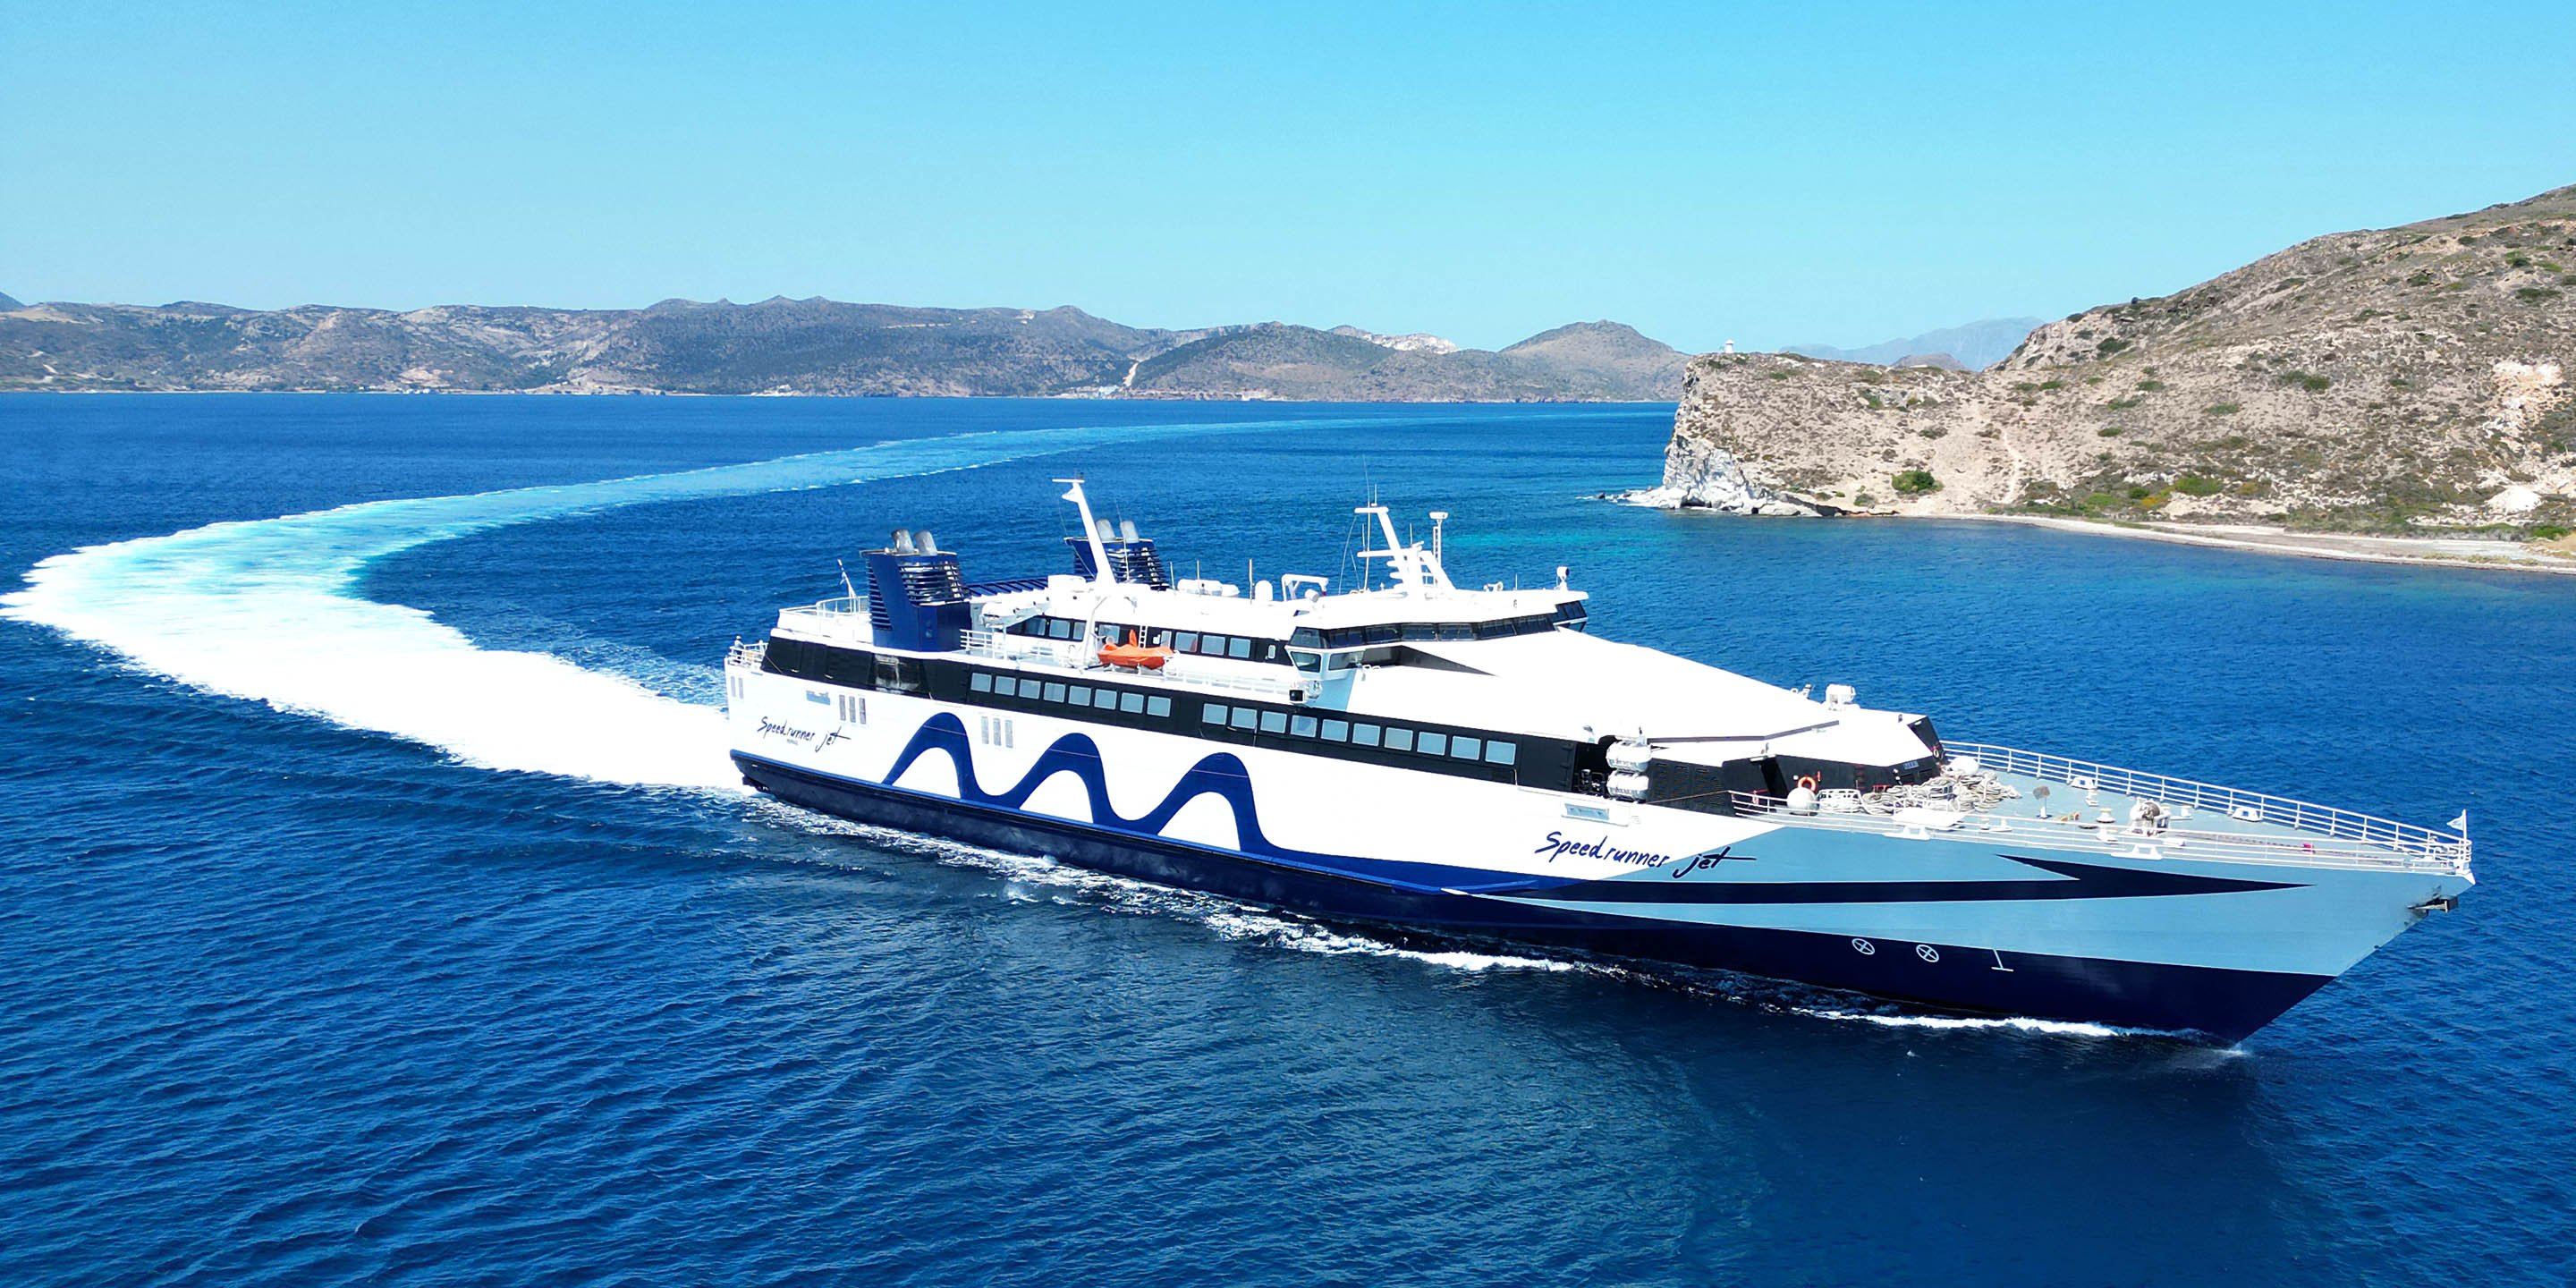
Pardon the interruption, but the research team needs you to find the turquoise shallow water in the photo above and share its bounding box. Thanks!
[3,394,2572,1285]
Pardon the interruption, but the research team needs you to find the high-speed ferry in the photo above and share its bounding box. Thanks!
[724,481,2472,1039]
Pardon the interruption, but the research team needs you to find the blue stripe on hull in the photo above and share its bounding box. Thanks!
[735,753,2329,1041]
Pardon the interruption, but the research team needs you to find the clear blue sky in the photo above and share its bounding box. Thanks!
[4,2,2571,352]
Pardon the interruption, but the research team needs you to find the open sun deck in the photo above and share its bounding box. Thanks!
[1729,741,2470,877]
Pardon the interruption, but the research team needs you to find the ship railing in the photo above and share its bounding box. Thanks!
[1947,742,2467,869]
[1726,772,2466,877]
[1728,791,2456,874]
[777,597,869,625]
[958,629,1316,701]
[726,640,767,668]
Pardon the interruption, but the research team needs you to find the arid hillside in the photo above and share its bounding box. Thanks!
[1636,184,2575,533]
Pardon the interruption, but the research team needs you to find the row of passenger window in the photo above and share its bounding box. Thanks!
[1004,616,1289,664]
[1286,602,1589,651]
[970,670,1175,717]
[1199,703,1518,767]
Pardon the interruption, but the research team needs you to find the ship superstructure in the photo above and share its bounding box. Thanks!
[724,481,2471,1039]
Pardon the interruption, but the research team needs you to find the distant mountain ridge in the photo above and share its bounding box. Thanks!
[1785,318,2043,370]
[0,295,1688,401]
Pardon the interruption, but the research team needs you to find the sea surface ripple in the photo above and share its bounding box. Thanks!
[3,394,2571,1286]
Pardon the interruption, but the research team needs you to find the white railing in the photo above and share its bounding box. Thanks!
[1949,742,2465,863]
[727,640,767,668]
[778,596,869,626]
[1725,790,2467,876]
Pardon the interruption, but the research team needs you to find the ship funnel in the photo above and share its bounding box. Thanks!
[1119,519,1139,541]
[866,532,969,652]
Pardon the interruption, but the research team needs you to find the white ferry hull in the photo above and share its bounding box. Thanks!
[728,673,2468,1041]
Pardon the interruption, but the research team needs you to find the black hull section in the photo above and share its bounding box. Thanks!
[736,754,2331,1041]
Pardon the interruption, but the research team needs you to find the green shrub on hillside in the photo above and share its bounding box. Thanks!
[1891,470,1940,495]
[2204,402,2241,416]
[2174,475,2224,496]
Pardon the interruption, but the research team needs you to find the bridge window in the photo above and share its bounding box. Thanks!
[1485,741,1517,766]
[1175,631,1199,652]
[1321,719,1348,741]
[1385,728,1414,752]
[1068,684,1090,705]
[1121,692,1147,714]
[1418,732,1447,756]
[1352,724,1382,747]
[1451,736,1480,760]
[1094,689,1118,709]
[1202,703,1226,724]
[1043,682,1066,702]
[1259,710,1288,734]
[1231,708,1258,730]
[1227,638,1253,660]
[970,673,992,692]
[1291,714,1318,738]
[1148,696,1173,717]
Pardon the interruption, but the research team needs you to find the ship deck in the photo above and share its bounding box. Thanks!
[1731,741,2470,878]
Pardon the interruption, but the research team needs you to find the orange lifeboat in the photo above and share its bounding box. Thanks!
[1098,631,1174,670]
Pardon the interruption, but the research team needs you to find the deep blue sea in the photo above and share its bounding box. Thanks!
[4,394,2572,1286]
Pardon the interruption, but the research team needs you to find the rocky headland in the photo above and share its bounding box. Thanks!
[1627,183,2576,556]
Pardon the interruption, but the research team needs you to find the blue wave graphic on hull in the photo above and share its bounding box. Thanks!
[876,713,1546,894]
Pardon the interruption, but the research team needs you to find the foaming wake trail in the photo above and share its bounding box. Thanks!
[4,422,1237,788]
